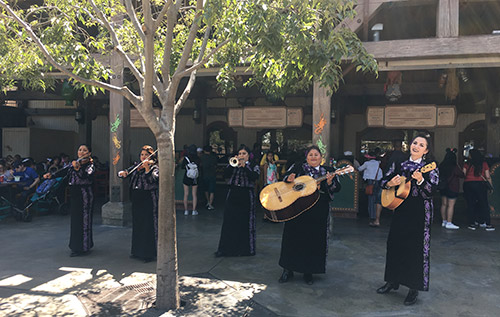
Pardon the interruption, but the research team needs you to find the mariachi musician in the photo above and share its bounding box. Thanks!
[376,133,439,306]
[118,145,159,263]
[215,145,260,257]
[44,144,95,257]
[278,145,341,285]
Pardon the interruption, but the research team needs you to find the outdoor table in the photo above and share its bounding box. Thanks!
[0,182,22,205]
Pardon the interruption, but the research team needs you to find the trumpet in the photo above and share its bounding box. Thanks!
[229,156,239,167]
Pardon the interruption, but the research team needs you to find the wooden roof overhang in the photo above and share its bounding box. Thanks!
[362,34,500,71]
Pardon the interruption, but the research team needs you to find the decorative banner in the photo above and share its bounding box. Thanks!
[227,107,303,128]
[110,114,121,132]
[112,133,122,149]
[314,113,327,135]
[112,152,121,166]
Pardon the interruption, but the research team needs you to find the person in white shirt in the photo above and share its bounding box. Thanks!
[358,150,383,227]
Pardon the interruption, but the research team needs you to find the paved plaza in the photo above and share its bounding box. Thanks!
[0,195,499,316]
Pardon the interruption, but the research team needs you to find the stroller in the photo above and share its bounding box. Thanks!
[0,176,69,222]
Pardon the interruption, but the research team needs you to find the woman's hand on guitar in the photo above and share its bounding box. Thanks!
[72,160,80,171]
[411,170,423,183]
[43,172,52,179]
[287,173,296,182]
[387,175,402,187]
[326,172,334,185]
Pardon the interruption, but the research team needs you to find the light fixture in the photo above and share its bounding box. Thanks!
[192,108,200,122]
[494,107,500,118]
[371,23,383,42]
[75,107,85,123]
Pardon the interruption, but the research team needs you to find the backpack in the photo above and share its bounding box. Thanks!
[185,157,199,179]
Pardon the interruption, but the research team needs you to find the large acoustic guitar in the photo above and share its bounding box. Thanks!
[381,162,437,210]
[260,165,354,222]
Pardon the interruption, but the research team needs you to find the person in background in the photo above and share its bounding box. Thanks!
[0,162,14,182]
[118,145,159,263]
[261,151,279,186]
[215,145,260,257]
[182,144,200,216]
[339,151,360,170]
[438,148,464,230]
[358,149,383,227]
[377,133,439,306]
[463,149,495,231]
[278,145,341,285]
[13,159,40,208]
[385,140,407,173]
[200,145,218,210]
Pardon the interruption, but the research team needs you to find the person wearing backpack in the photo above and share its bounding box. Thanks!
[438,148,464,230]
[182,145,200,216]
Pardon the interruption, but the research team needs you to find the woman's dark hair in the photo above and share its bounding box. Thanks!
[305,145,322,157]
[439,148,457,181]
[468,149,484,176]
[79,144,92,152]
[237,144,251,155]
[411,132,434,162]
[141,145,157,163]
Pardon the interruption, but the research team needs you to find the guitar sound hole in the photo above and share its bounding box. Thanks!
[293,183,305,191]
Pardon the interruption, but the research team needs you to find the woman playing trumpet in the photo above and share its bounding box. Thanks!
[44,144,95,257]
[215,145,260,257]
[118,145,159,263]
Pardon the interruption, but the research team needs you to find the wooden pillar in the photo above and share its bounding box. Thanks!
[101,50,132,226]
[312,82,331,163]
[486,92,500,157]
[437,0,459,38]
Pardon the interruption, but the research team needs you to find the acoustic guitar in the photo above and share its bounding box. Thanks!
[260,165,354,222]
[381,162,437,210]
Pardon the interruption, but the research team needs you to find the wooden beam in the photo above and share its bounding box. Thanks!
[377,56,500,71]
[437,0,459,38]
[363,35,500,60]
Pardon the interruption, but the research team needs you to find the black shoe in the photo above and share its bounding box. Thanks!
[303,273,313,285]
[404,289,418,306]
[214,251,224,258]
[70,251,81,257]
[278,269,294,283]
[376,282,399,294]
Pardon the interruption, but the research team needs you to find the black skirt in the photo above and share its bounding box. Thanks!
[279,197,330,274]
[384,195,430,291]
[130,189,158,259]
[216,187,256,256]
[69,185,94,253]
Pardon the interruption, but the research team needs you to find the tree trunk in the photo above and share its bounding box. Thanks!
[155,130,180,310]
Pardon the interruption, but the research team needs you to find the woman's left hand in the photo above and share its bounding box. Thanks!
[326,172,334,185]
[411,170,423,183]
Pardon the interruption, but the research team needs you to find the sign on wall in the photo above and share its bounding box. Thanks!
[130,109,161,128]
[366,105,456,128]
[228,107,303,128]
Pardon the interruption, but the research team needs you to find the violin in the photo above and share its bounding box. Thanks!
[72,154,93,171]
[118,149,158,178]
[43,154,92,179]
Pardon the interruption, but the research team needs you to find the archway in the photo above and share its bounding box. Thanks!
[459,120,486,162]
[205,121,237,157]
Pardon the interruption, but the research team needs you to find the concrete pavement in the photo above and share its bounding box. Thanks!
[1,195,499,316]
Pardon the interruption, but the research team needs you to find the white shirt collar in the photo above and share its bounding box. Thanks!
[409,157,423,164]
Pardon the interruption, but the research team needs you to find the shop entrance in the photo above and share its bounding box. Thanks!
[459,120,486,162]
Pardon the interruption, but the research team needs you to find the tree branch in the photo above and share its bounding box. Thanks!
[87,0,144,86]
[173,0,203,76]
[153,0,173,30]
[160,1,183,90]
[0,0,141,106]
[124,0,146,43]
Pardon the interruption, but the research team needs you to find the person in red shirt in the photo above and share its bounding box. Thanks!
[463,149,495,231]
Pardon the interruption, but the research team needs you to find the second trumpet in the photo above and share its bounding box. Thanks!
[229,156,239,167]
